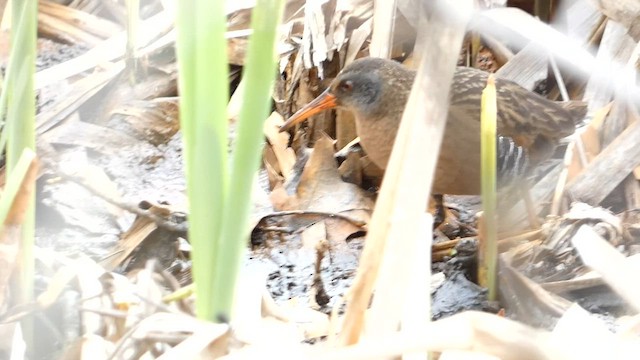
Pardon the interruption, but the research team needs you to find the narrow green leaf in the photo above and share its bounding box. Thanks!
[480,74,498,301]
[213,0,286,320]
[175,0,229,320]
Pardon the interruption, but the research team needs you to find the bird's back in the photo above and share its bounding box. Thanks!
[449,66,586,164]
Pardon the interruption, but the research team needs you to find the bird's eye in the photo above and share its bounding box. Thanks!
[338,80,353,92]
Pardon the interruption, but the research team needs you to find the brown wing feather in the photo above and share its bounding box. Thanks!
[450,66,585,163]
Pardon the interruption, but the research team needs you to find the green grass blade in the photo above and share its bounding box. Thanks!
[5,0,37,347]
[0,2,28,153]
[213,0,286,320]
[175,0,229,320]
[6,0,36,170]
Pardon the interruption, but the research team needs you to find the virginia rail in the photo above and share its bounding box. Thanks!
[280,57,586,195]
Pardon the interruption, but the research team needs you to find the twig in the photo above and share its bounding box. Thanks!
[548,53,569,102]
[550,141,574,216]
[259,210,368,228]
[56,170,187,233]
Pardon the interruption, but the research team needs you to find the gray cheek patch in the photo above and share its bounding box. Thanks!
[360,83,380,106]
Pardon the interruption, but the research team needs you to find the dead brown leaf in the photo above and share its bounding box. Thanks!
[263,146,284,189]
[338,152,363,187]
[271,134,373,240]
[263,112,296,182]
[591,0,640,41]
[110,97,180,146]
[293,134,372,214]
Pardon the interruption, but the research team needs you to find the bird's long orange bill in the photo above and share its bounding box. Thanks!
[279,89,337,132]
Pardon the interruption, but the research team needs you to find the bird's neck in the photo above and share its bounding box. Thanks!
[354,114,400,170]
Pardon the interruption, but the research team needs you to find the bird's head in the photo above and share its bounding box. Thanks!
[279,58,412,132]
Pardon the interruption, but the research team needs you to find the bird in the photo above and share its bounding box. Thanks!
[279,57,586,196]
